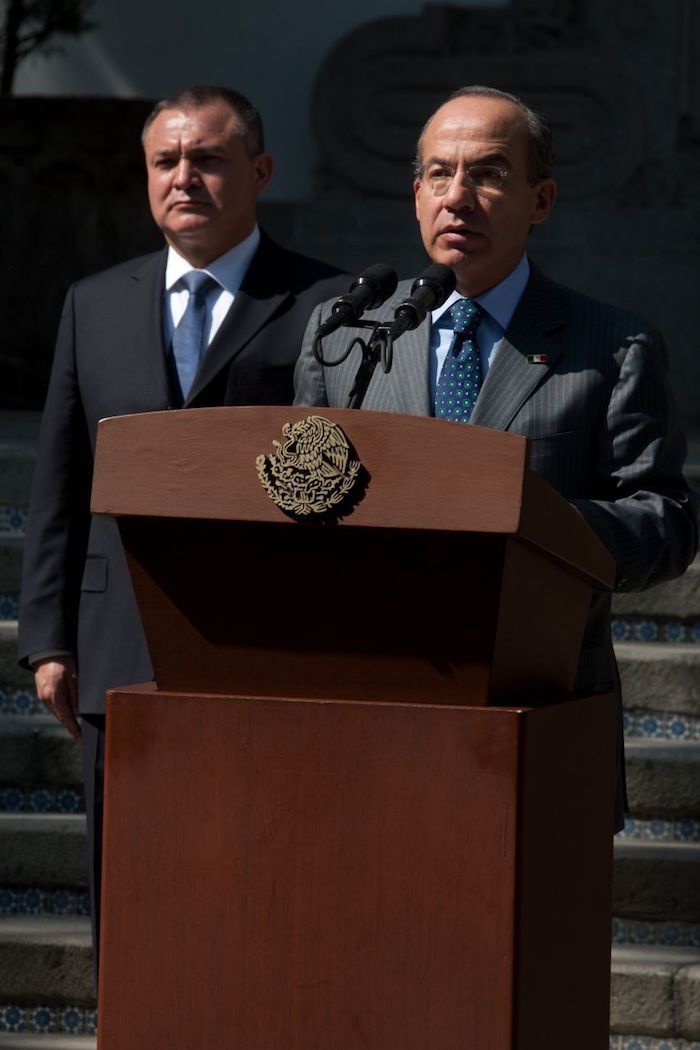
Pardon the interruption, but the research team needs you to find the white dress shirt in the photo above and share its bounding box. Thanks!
[163,224,261,347]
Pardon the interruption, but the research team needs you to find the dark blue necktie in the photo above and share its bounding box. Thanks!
[435,298,483,423]
[172,271,218,400]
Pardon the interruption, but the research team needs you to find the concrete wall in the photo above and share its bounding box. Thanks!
[4,0,700,426]
[13,0,506,200]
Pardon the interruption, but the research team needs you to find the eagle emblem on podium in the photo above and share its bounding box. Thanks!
[256,415,363,517]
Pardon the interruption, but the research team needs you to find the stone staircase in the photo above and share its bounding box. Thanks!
[0,413,698,1049]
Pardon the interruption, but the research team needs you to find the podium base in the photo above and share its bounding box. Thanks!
[98,688,616,1050]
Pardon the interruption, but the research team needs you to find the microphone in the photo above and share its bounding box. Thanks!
[318,264,398,337]
[383,264,456,341]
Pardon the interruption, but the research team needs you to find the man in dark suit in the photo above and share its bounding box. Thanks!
[18,84,347,954]
[294,86,698,830]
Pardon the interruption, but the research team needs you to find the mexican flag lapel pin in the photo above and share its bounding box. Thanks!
[527,353,548,364]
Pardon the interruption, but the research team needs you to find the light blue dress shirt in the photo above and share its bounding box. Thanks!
[429,255,530,409]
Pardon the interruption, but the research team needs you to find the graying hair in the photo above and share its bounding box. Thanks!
[413,85,554,184]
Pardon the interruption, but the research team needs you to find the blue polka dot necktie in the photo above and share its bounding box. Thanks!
[172,270,218,400]
[435,298,484,423]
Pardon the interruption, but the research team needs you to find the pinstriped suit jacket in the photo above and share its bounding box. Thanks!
[294,263,699,697]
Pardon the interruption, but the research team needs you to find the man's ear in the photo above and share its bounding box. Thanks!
[254,153,274,195]
[531,177,557,226]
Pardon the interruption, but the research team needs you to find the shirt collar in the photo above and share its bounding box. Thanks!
[431,254,530,330]
[164,225,261,294]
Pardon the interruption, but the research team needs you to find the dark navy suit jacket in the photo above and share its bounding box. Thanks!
[19,232,348,713]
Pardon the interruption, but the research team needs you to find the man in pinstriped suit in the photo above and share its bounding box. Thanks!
[294,86,699,830]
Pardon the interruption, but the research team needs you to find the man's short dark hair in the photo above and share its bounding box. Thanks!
[142,85,264,157]
[413,85,554,185]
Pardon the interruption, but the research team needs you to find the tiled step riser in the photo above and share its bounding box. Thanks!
[0,1009,96,1041]
[613,919,700,949]
[0,719,82,786]
[0,787,83,815]
[0,818,88,889]
[614,845,700,922]
[617,646,700,716]
[0,887,89,918]
[625,744,700,819]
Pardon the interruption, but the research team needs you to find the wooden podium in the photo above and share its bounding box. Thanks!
[92,406,618,1050]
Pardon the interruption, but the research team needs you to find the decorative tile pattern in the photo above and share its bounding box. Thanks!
[612,617,700,644]
[0,1004,97,1035]
[0,505,27,536]
[0,785,84,813]
[620,816,700,843]
[612,917,700,948]
[0,594,18,621]
[0,886,90,917]
[623,708,700,742]
[609,1038,700,1050]
[0,687,44,716]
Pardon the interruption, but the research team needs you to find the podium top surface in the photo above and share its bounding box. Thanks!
[92,406,614,588]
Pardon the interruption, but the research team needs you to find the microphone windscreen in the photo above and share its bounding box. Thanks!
[351,264,398,309]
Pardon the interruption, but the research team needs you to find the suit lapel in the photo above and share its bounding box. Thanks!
[385,318,432,415]
[127,251,171,403]
[470,265,567,430]
[361,282,432,415]
[186,235,290,405]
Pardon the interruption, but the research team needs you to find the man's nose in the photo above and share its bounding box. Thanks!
[173,157,198,189]
[442,171,477,210]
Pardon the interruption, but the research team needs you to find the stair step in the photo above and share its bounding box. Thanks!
[626,741,700,818]
[0,1036,95,1049]
[0,438,36,509]
[0,542,22,599]
[0,816,87,888]
[0,917,94,1005]
[613,557,700,620]
[0,717,82,787]
[617,644,700,716]
[610,943,700,1039]
[0,623,33,691]
[614,840,700,922]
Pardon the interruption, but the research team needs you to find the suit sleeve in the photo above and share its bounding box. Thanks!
[570,331,698,591]
[293,301,330,407]
[18,285,92,666]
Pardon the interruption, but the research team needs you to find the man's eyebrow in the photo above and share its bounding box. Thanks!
[424,151,511,169]
[475,150,511,168]
[150,142,222,159]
